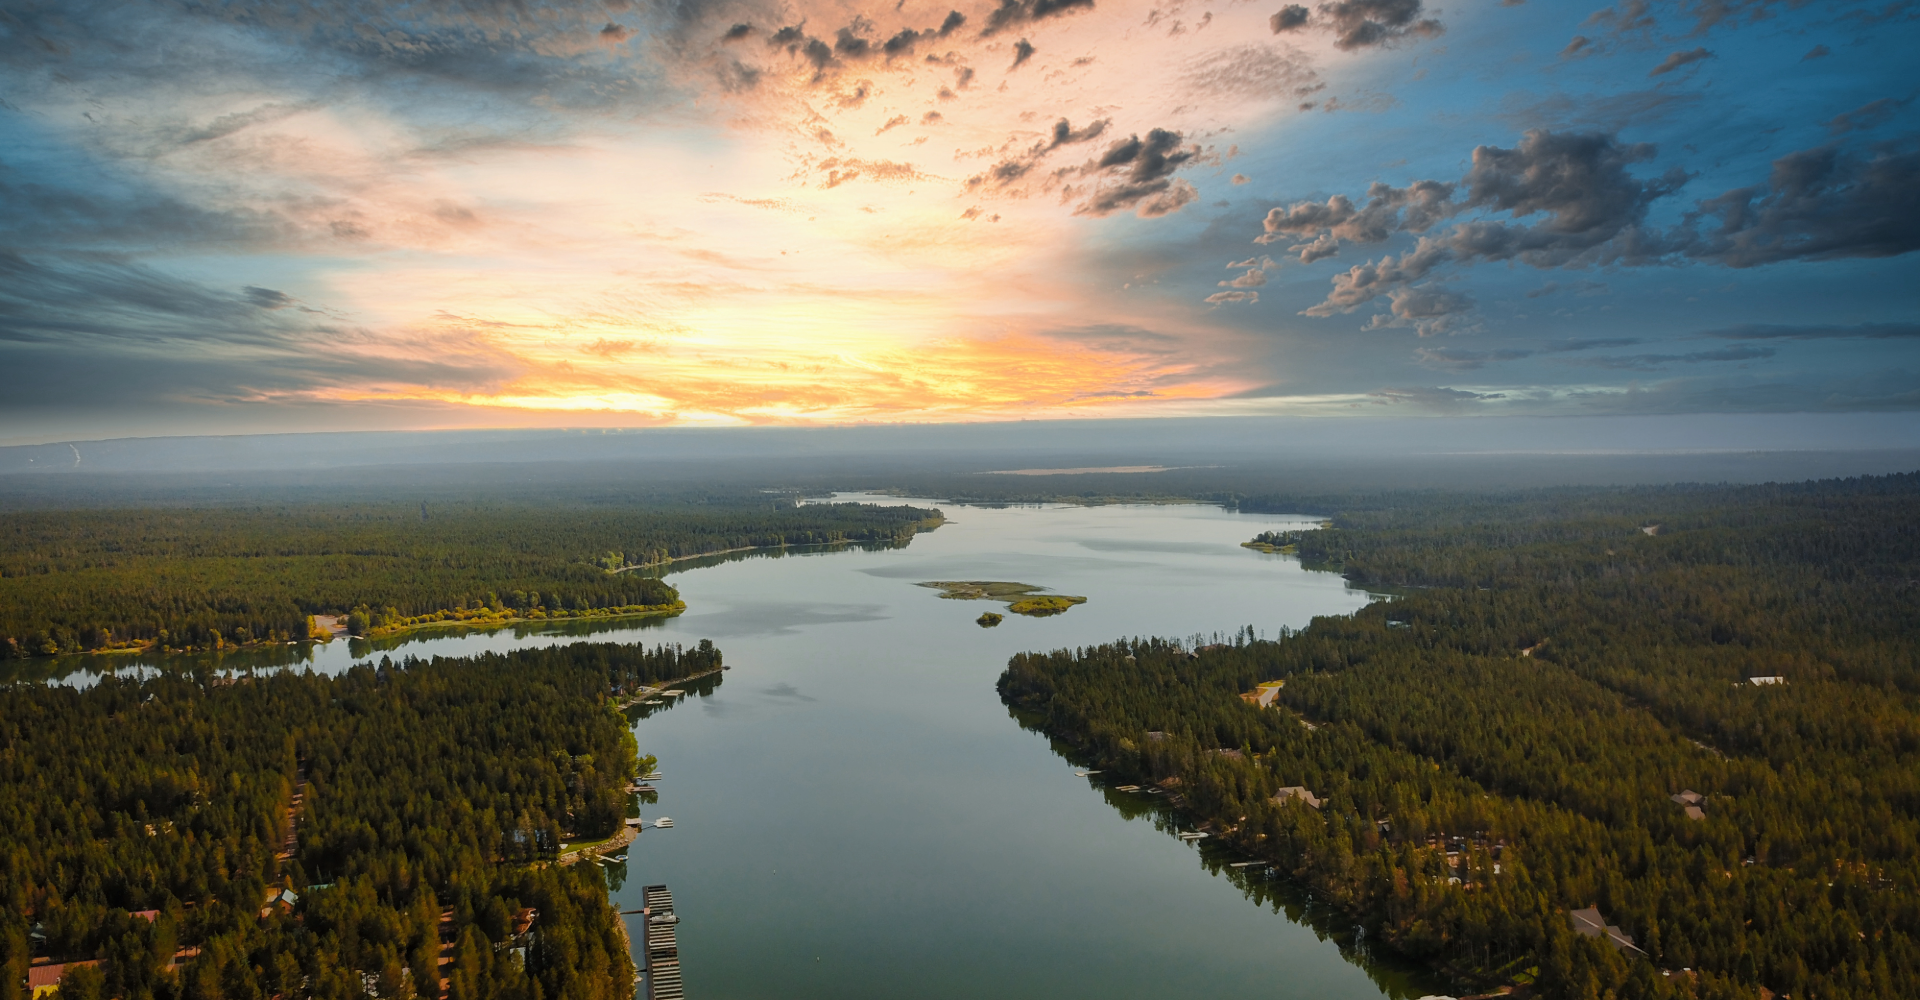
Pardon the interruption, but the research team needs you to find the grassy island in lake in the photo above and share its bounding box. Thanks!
[918,581,1088,617]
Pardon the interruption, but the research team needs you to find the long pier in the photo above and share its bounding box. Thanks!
[638,884,683,1000]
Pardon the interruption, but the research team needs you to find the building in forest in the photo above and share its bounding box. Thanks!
[1272,786,1322,809]
[1569,906,1646,955]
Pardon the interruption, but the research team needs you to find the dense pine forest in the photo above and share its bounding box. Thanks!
[0,639,721,1000]
[0,501,941,657]
[1000,472,1920,1000]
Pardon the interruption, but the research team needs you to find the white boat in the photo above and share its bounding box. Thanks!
[654,817,674,828]
[1074,770,1103,777]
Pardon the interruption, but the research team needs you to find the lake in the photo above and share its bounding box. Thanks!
[25,495,1451,999]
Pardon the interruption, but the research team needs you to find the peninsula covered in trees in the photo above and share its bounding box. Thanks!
[0,639,721,1000]
[1000,473,1920,1000]
[1,500,941,658]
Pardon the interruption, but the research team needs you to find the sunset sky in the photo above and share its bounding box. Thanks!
[2,0,1917,442]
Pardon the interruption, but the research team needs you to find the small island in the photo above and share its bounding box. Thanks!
[977,612,1004,627]
[918,581,1088,618]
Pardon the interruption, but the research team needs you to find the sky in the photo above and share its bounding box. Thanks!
[2,0,1917,442]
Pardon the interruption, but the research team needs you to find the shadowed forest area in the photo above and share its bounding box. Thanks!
[0,640,722,1000]
[1000,472,1920,1000]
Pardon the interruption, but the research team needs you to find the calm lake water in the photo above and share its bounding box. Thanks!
[28,496,1451,999]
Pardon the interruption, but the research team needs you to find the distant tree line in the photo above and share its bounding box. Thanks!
[0,639,721,1000]
[1001,472,1920,1000]
[1,501,941,657]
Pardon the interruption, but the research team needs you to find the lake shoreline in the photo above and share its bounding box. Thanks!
[609,514,946,575]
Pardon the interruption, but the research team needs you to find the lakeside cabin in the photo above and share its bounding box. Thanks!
[1749,675,1786,685]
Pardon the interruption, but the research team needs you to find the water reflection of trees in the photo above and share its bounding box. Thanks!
[1012,707,1452,1000]
[623,668,726,725]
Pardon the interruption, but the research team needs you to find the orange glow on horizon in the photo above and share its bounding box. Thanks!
[323,327,1252,424]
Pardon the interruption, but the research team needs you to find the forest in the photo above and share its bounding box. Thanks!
[0,500,941,657]
[0,639,722,1000]
[1000,472,1920,1000]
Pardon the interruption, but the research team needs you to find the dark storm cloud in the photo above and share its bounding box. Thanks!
[759,9,967,79]
[1825,97,1912,136]
[1267,0,1443,50]
[1279,131,1684,315]
[1701,322,1920,341]
[1270,6,1311,32]
[835,24,876,60]
[1011,38,1036,69]
[1455,131,1684,251]
[1257,129,1920,318]
[1648,47,1713,76]
[966,117,1110,188]
[884,27,924,57]
[1318,0,1444,49]
[1684,144,1920,266]
[1073,129,1203,217]
[981,0,1097,37]
[244,287,295,309]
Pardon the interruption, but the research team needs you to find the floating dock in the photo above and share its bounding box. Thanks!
[640,884,684,1000]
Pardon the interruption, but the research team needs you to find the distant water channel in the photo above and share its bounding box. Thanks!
[27,495,1450,999]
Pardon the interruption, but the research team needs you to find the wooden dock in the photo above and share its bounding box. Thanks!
[639,884,684,1000]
